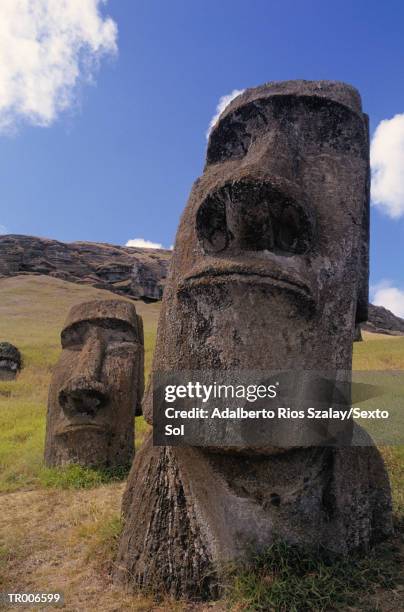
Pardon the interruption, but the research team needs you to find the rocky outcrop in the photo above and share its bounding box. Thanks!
[0,235,171,301]
[362,303,404,336]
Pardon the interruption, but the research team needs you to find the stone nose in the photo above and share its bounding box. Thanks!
[59,327,108,418]
[196,177,313,256]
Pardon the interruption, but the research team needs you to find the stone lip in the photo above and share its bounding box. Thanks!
[0,234,171,301]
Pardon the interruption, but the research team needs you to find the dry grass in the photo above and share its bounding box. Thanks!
[0,486,214,611]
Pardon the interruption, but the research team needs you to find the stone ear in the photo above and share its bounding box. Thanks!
[355,113,370,325]
[135,314,144,416]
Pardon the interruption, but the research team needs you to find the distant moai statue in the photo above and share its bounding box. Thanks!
[0,342,21,380]
[44,299,144,469]
[114,81,392,600]
[354,324,363,342]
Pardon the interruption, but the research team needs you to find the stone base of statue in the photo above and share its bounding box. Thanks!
[114,428,392,600]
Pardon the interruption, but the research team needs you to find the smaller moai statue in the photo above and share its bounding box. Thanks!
[354,324,363,342]
[44,299,144,469]
[0,342,21,380]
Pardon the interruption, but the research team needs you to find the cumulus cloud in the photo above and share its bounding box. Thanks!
[126,238,165,250]
[206,88,245,139]
[371,280,404,318]
[0,225,7,234]
[370,113,404,219]
[0,0,117,132]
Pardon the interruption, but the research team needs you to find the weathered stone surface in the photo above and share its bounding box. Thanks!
[115,80,393,600]
[117,428,391,599]
[143,79,372,421]
[0,234,171,301]
[362,303,404,336]
[44,299,144,469]
[0,342,21,380]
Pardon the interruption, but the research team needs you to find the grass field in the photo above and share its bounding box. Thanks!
[0,275,403,610]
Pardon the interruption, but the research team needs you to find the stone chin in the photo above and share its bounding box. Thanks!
[53,425,112,467]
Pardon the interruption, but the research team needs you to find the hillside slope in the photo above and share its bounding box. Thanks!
[0,234,171,301]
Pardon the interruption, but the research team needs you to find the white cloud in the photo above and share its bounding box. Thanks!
[371,280,404,318]
[0,225,7,234]
[126,238,164,250]
[206,88,245,139]
[0,0,117,133]
[370,113,404,219]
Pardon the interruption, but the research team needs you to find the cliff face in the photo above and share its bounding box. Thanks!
[362,303,404,336]
[0,235,171,301]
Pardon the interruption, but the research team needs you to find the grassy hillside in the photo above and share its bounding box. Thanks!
[0,275,403,610]
[355,330,404,369]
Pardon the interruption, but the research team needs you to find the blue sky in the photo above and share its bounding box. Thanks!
[0,0,403,313]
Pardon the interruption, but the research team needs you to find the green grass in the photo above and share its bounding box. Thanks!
[0,275,157,492]
[354,331,404,370]
[39,464,130,489]
[227,539,401,611]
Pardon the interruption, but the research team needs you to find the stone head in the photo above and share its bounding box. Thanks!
[0,342,21,380]
[45,299,144,468]
[144,81,370,450]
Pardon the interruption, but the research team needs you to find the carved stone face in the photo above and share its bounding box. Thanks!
[45,299,144,468]
[0,342,21,380]
[144,81,370,451]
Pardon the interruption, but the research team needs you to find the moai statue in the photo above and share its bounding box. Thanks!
[45,299,144,469]
[0,342,21,380]
[354,324,363,342]
[115,81,392,599]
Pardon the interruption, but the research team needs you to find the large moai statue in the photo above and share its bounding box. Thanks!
[45,299,144,469]
[115,81,392,599]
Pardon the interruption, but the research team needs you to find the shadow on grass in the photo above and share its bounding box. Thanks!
[226,538,402,611]
[39,464,130,490]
